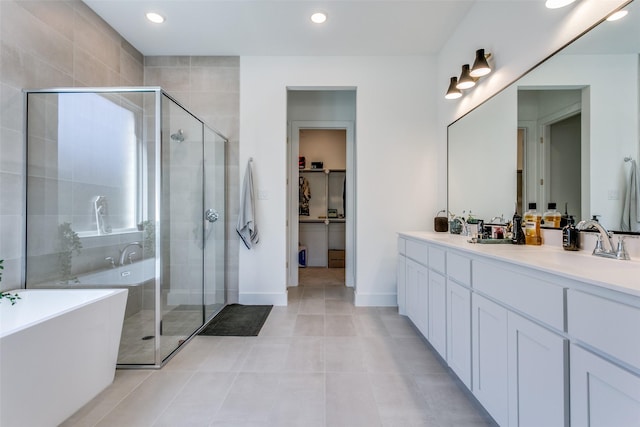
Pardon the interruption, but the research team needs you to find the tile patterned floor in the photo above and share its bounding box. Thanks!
[62,270,497,427]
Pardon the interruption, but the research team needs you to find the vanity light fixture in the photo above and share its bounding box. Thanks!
[445,49,494,100]
[146,12,165,24]
[606,10,628,21]
[445,77,463,99]
[470,49,492,78]
[545,0,577,9]
[456,64,476,90]
[311,12,328,24]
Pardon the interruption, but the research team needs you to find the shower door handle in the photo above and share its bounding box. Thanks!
[205,208,219,223]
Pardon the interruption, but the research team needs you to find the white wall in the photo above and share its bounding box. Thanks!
[239,56,436,306]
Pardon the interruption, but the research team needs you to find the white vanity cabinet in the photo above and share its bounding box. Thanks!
[506,311,567,427]
[396,238,406,315]
[567,289,640,426]
[396,237,447,359]
[570,344,640,427]
[472,293,509,426]
[427,246,447,358]
[405,257,428,337]
[446,251,472,389]
[397,232,640,426]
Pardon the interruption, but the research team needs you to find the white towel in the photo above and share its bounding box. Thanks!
[621,159,640,232]
[237,159,259,249]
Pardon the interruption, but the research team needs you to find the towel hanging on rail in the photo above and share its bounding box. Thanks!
[621,158,640,232]
[237,159,259,249]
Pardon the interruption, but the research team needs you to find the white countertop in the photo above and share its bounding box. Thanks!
[398,231,640,298]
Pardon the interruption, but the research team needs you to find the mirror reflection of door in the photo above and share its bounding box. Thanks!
[517,128,525,216]
[518,88,583,223]
[547,114,581,221]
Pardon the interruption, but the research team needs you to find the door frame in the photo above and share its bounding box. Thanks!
[539,101,581,214]
[287,120,356,288]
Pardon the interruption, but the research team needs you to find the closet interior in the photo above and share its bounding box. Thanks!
[298,129,346,274]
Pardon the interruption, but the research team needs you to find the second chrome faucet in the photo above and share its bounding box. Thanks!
[575,220,630,260]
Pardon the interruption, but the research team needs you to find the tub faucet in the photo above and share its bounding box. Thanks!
[119,242,142,266]
[576,219,618,259]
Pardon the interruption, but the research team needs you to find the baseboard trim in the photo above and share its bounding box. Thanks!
[239,291,288,306]
[353,291,398,307]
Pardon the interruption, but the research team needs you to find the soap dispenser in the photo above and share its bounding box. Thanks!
[511,205,525,245]
[562,215,579,251]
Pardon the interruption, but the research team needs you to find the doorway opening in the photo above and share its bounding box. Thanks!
[286,89,356,289]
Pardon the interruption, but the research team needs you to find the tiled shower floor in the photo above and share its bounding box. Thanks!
[62,270,496,426]
[118,304,224,365]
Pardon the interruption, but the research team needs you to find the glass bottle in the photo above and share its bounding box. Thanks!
[523,203,542,245]
[542,202,561,228]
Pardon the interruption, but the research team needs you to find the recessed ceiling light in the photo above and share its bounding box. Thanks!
[545,0,577,9]
[311,12,327,24]
[606,10,628,21]
[146,12,165,24]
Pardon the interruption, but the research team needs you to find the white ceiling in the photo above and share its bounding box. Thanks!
[82,0,476,56]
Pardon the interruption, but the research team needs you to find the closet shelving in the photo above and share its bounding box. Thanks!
[299,168,346,223]
[299,168,346,267]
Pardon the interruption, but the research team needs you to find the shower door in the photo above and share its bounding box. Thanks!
[204,126,227,320]
[159,94,206,362]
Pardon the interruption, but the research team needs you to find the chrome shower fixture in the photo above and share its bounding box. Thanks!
[170,129,184,142]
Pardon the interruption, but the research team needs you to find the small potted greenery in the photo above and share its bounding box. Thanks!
[0,259,21,305]
[57,222,83,284]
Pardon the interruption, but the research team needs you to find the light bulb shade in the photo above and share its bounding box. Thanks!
[606,10,628,21]
[470,49,491,78]
[456,64,476,90]
[545,0,577,9]
[445,77,462,99]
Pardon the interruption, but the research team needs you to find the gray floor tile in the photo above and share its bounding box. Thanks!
[62,268,495,427]
[326,372,382,427]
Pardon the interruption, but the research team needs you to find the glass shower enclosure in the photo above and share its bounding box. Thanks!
[24,87,227,367]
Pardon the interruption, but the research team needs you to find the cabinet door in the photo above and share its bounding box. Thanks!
[472,294,508,427]
[571,344,640,427]
[397,254,406,315]
[405,259,419,327]
[406,258,428,336]
[507,312,567,427]
[428,270,447,359]
[447,280,471,389]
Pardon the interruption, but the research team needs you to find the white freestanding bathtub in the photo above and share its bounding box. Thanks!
[0,288,128,427]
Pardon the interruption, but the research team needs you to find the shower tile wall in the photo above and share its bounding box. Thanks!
[144,57,240,303]
[0,0,240,297]
[0,0,143,292]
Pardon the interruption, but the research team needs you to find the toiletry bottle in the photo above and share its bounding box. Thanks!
[560,202,569,228]
[523,203,542,245]
[511,210,525,245]
[543,202,561,228]
[562,215,579,251]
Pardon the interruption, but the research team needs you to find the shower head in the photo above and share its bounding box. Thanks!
[170,129,184,143]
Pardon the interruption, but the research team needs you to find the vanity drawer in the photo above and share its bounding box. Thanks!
[473,260,565,331]
[447,251,471,286]
[567,289,640,369]
[398,237,406,255]
[428,246,446,274]
[406,239,428,266]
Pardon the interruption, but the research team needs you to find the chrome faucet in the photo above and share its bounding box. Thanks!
[490,215,505,224]
[119,241,142,266]
[575,220,629,260]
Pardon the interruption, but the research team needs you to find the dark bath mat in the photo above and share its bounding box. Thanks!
[199,304,273,336]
